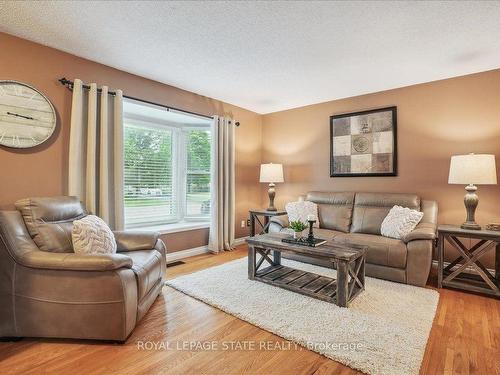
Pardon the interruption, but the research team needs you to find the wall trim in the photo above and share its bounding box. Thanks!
[234,236,249,246]
[166,245,209,262]
[166,236,248,262]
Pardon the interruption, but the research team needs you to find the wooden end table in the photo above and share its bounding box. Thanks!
[246,233,367,307]
[437,224,499,297]
[249,209,287,237]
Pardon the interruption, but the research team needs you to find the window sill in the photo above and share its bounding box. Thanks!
[138,222,210,234]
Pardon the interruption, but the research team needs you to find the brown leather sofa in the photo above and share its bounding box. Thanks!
[0,196,166,341]
[269,192,438,287]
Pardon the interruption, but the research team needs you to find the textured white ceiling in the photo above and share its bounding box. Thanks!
[1,1,500,114]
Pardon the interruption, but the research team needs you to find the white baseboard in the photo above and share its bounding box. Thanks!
[233,236,249,246]
[166,236,248,262]
[166,245,209,262]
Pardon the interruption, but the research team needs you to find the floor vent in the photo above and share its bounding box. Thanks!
[167,260,186,268]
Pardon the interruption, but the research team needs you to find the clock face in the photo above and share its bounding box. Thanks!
[0,81,56,148]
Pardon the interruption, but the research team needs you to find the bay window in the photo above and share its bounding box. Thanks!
[123,99,212,229]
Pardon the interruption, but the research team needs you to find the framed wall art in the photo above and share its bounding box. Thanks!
[330,106,397,177]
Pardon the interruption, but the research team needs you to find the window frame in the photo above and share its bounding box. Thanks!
[181,126,212,222]
[123,103,212,230]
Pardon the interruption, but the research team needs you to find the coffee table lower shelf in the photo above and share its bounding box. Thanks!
[253,264,363,305]
[246,234,367,307]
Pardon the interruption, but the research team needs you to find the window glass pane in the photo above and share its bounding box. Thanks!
[186,129,211,218]
[124,123,175,228]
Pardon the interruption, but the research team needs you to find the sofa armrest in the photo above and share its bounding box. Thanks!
[402,222,437,243]
[114,230,160,252]
[19,251,133,271]
[406,240,433,286]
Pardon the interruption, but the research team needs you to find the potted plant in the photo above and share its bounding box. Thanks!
[289,220,308,240]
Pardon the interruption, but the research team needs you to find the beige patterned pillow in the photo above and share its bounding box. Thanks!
[381,205,424,240]
[285,201,319,228]
[72,215,117,255]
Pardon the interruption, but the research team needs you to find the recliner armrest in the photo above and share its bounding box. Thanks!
[402,222,437,243]
[19,251,133,271]
[114,231,160,252]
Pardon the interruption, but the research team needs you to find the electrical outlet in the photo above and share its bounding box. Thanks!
[246,219,251,227]
[240,220,246,228]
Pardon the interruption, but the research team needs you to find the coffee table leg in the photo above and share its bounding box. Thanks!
[336,260,349,307]
[248,245,256,280]
[273,250,281,266]
[358,257,365,291]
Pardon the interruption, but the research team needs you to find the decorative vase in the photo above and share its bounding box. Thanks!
[293,230,302,240]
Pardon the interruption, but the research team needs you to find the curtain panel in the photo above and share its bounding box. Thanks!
[208,116,236,253]
[68,79,125,230]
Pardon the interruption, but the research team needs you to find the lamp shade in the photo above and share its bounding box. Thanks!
[448,154,497,185]
[260,163,284,183]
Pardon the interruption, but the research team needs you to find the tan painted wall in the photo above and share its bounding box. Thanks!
[0,33,262,252]
[2,32,499,263]
[262,69,500,264]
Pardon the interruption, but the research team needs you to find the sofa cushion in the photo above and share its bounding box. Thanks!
[351,193,420,235]
[15,196,86,253]
[311,228,344,240]
[334,232,407,268]
[127,250,163,302]
[277,226,343,240]
[306,192,355,233]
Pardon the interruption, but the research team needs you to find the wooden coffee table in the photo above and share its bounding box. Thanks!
[246,233,367,307]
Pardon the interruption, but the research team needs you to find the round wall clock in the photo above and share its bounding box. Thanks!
[0,80,56,148]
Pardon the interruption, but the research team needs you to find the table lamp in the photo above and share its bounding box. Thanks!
[448,153,497,230]
[260,163,284,211]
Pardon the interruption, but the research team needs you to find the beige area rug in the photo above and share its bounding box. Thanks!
[166,257,439,375]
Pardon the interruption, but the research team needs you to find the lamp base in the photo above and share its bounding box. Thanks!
[461,222,481,230]
[267,183,277,211]
[462,184,481,231]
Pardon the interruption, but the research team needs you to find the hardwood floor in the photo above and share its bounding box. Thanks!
[0,245,499,375]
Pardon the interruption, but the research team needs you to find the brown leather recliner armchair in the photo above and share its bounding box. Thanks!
[0,197,166,341]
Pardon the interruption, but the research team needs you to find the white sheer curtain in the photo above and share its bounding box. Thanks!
[208,116,235,253]
[68,79,125,230]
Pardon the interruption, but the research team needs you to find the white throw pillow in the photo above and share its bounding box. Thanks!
[285,201,319,228]
[381,205,424,240]
[72,215,117,255]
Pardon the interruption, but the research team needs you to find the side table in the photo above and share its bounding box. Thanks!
[249,209,287,237]
[437,224,499,297]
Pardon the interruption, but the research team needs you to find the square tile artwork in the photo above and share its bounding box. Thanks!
[331,109,395,175]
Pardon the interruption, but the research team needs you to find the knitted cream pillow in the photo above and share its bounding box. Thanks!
[285,200,319,228]
[72,215,117,255]
[381,205,424,240]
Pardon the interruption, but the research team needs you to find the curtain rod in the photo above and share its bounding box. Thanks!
[58,78,240,126]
